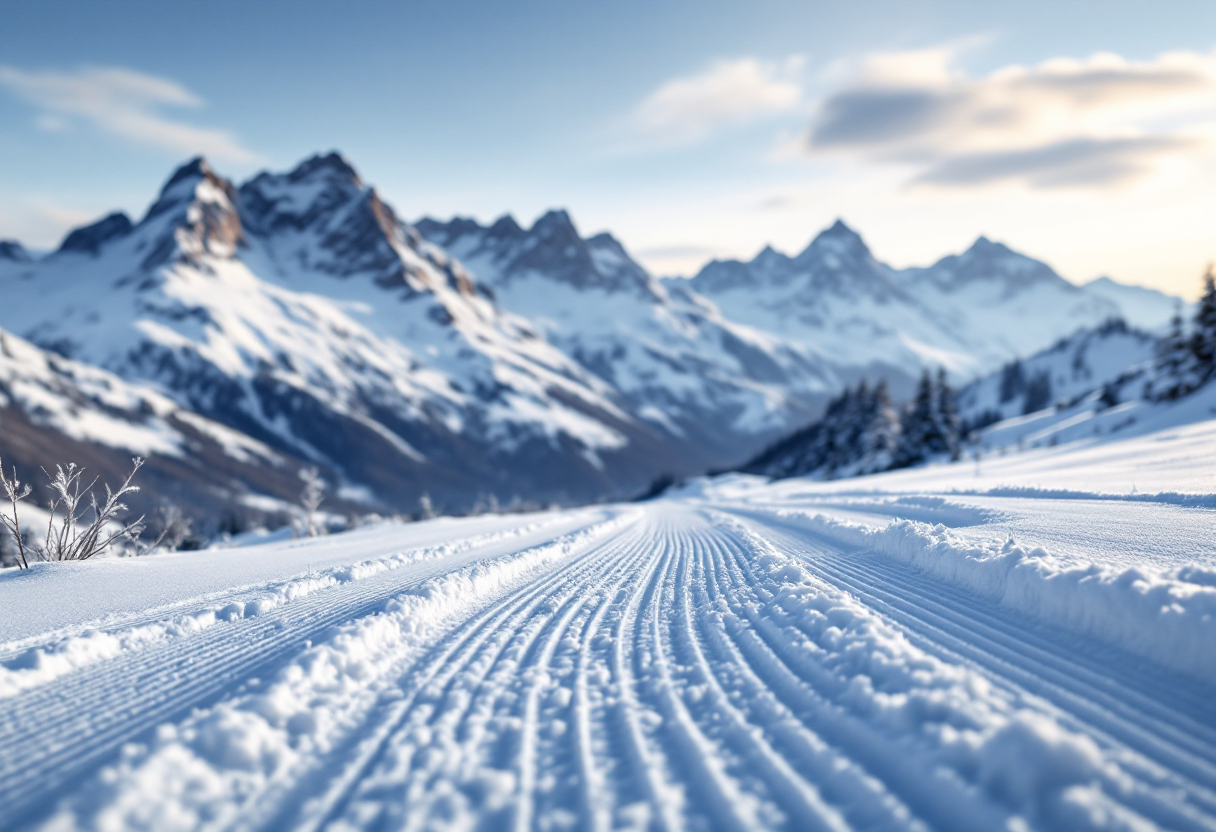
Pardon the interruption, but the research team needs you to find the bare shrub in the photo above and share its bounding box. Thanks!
[0,456,146,567]
[0,455,33,569]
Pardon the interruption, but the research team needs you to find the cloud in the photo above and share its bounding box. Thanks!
[805,48,1216,188]
[631,57,803,146]
[0,65,259,163]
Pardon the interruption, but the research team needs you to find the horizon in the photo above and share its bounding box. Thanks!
[1,0,1213,297]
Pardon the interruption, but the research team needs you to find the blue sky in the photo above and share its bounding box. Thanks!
[1,0,1213,294]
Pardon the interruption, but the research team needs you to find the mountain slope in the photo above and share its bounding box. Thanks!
[0,156,681,510]
[416,211,838,461]
[956,318,1159,432]
[0,326,322,528]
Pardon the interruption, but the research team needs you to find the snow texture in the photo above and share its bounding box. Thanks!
[2,415,1215,831]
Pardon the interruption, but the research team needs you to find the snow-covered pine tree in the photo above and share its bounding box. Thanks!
[1022,371,1053,414]
[1189,264,1216,383]
[999,360,1025,404]
[1149,265,1216,402]
[1152,302,1192,400]
[896,368,962,467]
[936,367,962,461]
[896,371,937,468]
[861,379,900,468]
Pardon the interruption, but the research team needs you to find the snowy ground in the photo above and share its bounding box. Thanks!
[2,423,1215,831]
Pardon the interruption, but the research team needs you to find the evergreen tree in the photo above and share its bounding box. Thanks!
[1190,264,1216,383]
[862,379,900,465]
[896,370,938,467]
[1153,302,1191,400]
[1022,371,1053,414]
[936,367,961,461]
[998,360,1025,404]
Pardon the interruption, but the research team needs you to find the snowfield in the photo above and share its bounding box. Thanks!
[2,423,1216,831]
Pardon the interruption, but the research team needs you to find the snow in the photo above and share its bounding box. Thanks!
[3,415,1216,831]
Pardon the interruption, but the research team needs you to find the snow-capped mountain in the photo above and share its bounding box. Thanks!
[0,155,688,510]
[0,153,1187,515]
[957,318,1159,431]
[415,211,837,461]
[691,221,1129,382]
[0,327,320,523]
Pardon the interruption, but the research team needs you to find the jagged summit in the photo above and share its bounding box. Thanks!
[415,208,658,296]
[159,156,214,194]
[56,212,134,256]
[795,218,872,263]
[532,209,577,235]
[288,151,362,187]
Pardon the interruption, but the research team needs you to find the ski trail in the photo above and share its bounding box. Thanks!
[8,502,1216,831]
[280,514,657,831]
[0,512,612,830]
[717,507,1216,832]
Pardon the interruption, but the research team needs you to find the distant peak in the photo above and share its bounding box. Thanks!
[533,209,577,234]
[586,231,621,248]
[160,156,214,194]
[753,244,786,265]
[0,239,31,262]
[287,151,363,187]
[965,235,1012,257]
[800,217,870,260]
[488,214,524,238]
[57,212,133,256]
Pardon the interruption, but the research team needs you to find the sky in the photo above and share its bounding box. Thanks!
[1,0,1213,297]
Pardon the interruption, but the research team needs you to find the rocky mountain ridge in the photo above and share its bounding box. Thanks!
[0,152,1184,519]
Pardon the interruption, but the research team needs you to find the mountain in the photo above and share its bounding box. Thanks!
[0,327,324,527]
[1082,276,1188,333]
[956,318,1158,431]
[691,222,1125,382]
[1,155,1176,517]
[0,155,687,511]
[415,211,836,463]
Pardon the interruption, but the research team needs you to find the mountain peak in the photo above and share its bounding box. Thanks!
[0,240,31,262]
[285,152,363,188]
[57,212,134,256]
[161,156,214,192]
[144,156,238,224]
[487,214,524,240]
[532,209,578,237]
[816,218,865,246]
[964,235,1013,257]
[797,218,871,264]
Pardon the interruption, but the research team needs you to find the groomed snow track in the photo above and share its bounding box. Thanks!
[2,503,1215,831]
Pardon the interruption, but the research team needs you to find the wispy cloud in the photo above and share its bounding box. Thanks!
[0,65,259,163]
[805,48,1216,188]
[629,57,804,146]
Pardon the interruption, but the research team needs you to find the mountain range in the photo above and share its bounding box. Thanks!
[0,152,1182,523]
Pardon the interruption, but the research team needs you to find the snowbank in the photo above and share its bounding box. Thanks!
[780,511,1216,684]
[0,519,556,699]
[712,512,1176,832]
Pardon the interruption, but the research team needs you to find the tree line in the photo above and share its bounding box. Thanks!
[742,368,961,480]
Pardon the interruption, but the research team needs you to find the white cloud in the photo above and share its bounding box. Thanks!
[0,65,259,163]
[805,48,1216,188]
[630,57,804,146]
